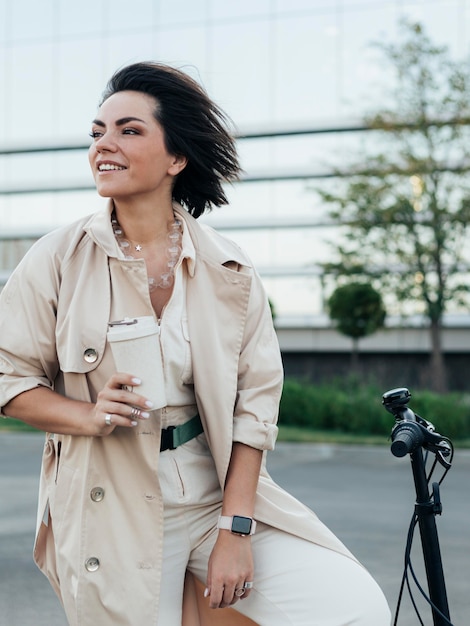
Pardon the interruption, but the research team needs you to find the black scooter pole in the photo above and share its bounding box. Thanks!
[408,442,450,625]
[383,388,452,626]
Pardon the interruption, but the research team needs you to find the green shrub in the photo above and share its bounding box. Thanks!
[407,391,470,440]
[0,417,37,432]
[279,378,470,440]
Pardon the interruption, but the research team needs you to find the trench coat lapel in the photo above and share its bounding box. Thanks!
[177,207,253,485]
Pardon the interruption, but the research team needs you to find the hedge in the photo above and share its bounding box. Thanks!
[279,378,470,440]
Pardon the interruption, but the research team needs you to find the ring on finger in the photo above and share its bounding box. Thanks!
[235,588,246,597]
[104,414,113,426]
[130,407,141,419]
[244,582,254,589]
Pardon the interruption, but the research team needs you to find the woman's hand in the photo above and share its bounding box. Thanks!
[4,375,154,436]
[91,372,154,435]
[205,530,254,608]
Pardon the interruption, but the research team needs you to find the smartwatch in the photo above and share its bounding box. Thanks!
[217,515,257,536]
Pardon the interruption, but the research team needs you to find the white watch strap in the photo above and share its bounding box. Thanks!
[217,515,257,536]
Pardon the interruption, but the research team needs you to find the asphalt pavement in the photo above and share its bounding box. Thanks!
[1,432,468,625]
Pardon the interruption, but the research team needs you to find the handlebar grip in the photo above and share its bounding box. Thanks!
[391,423,425,457]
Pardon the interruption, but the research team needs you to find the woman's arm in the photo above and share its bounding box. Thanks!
[205,441,262,609]
[4,373,154,436]
[203,270,283,609]
[222,442,262,520]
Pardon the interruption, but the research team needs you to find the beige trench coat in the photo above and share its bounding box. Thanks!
[0,204,355,625]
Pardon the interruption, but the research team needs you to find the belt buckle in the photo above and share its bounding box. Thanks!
[161,425,176,451]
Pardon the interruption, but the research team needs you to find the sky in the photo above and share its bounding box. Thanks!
[1,0,469,317]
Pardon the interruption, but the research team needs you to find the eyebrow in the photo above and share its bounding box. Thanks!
[91,116,147,127]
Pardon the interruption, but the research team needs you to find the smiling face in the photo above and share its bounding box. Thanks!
[88,90,187,203]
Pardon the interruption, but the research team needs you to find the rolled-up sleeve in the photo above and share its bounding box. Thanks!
[232,270,283,450]
[0,247,59,413]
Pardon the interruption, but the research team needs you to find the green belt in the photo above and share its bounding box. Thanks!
[160,414,203,452]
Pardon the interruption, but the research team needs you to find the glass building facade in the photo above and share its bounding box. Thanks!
[1,0,468,317]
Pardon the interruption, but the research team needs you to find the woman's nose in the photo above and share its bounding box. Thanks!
[94,132,117,153]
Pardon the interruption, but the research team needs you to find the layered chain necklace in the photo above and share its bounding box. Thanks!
[111,211,183,292]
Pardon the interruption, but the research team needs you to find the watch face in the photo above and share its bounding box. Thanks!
[232,515,252,535]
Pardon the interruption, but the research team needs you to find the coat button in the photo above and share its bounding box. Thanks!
[83,348,98,363]
[90,487,105,502]
[85,557,100,572]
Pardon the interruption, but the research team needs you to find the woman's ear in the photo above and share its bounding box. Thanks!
[168,154,188,176]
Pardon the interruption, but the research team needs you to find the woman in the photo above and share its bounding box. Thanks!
[0,62,390,625]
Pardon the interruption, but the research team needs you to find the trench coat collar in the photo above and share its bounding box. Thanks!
[172,204,253,273]
[82,200,119,258]
[82,200,251,276]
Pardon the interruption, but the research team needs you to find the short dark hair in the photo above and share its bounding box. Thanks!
[100,62,241,218]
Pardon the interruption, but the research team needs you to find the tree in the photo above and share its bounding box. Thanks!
[328,282,386,371]
[318,20,470,392]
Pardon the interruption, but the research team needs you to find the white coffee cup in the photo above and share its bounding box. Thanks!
[107,316,166,410]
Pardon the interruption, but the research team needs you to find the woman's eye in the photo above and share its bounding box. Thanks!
[88,127,139,139]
